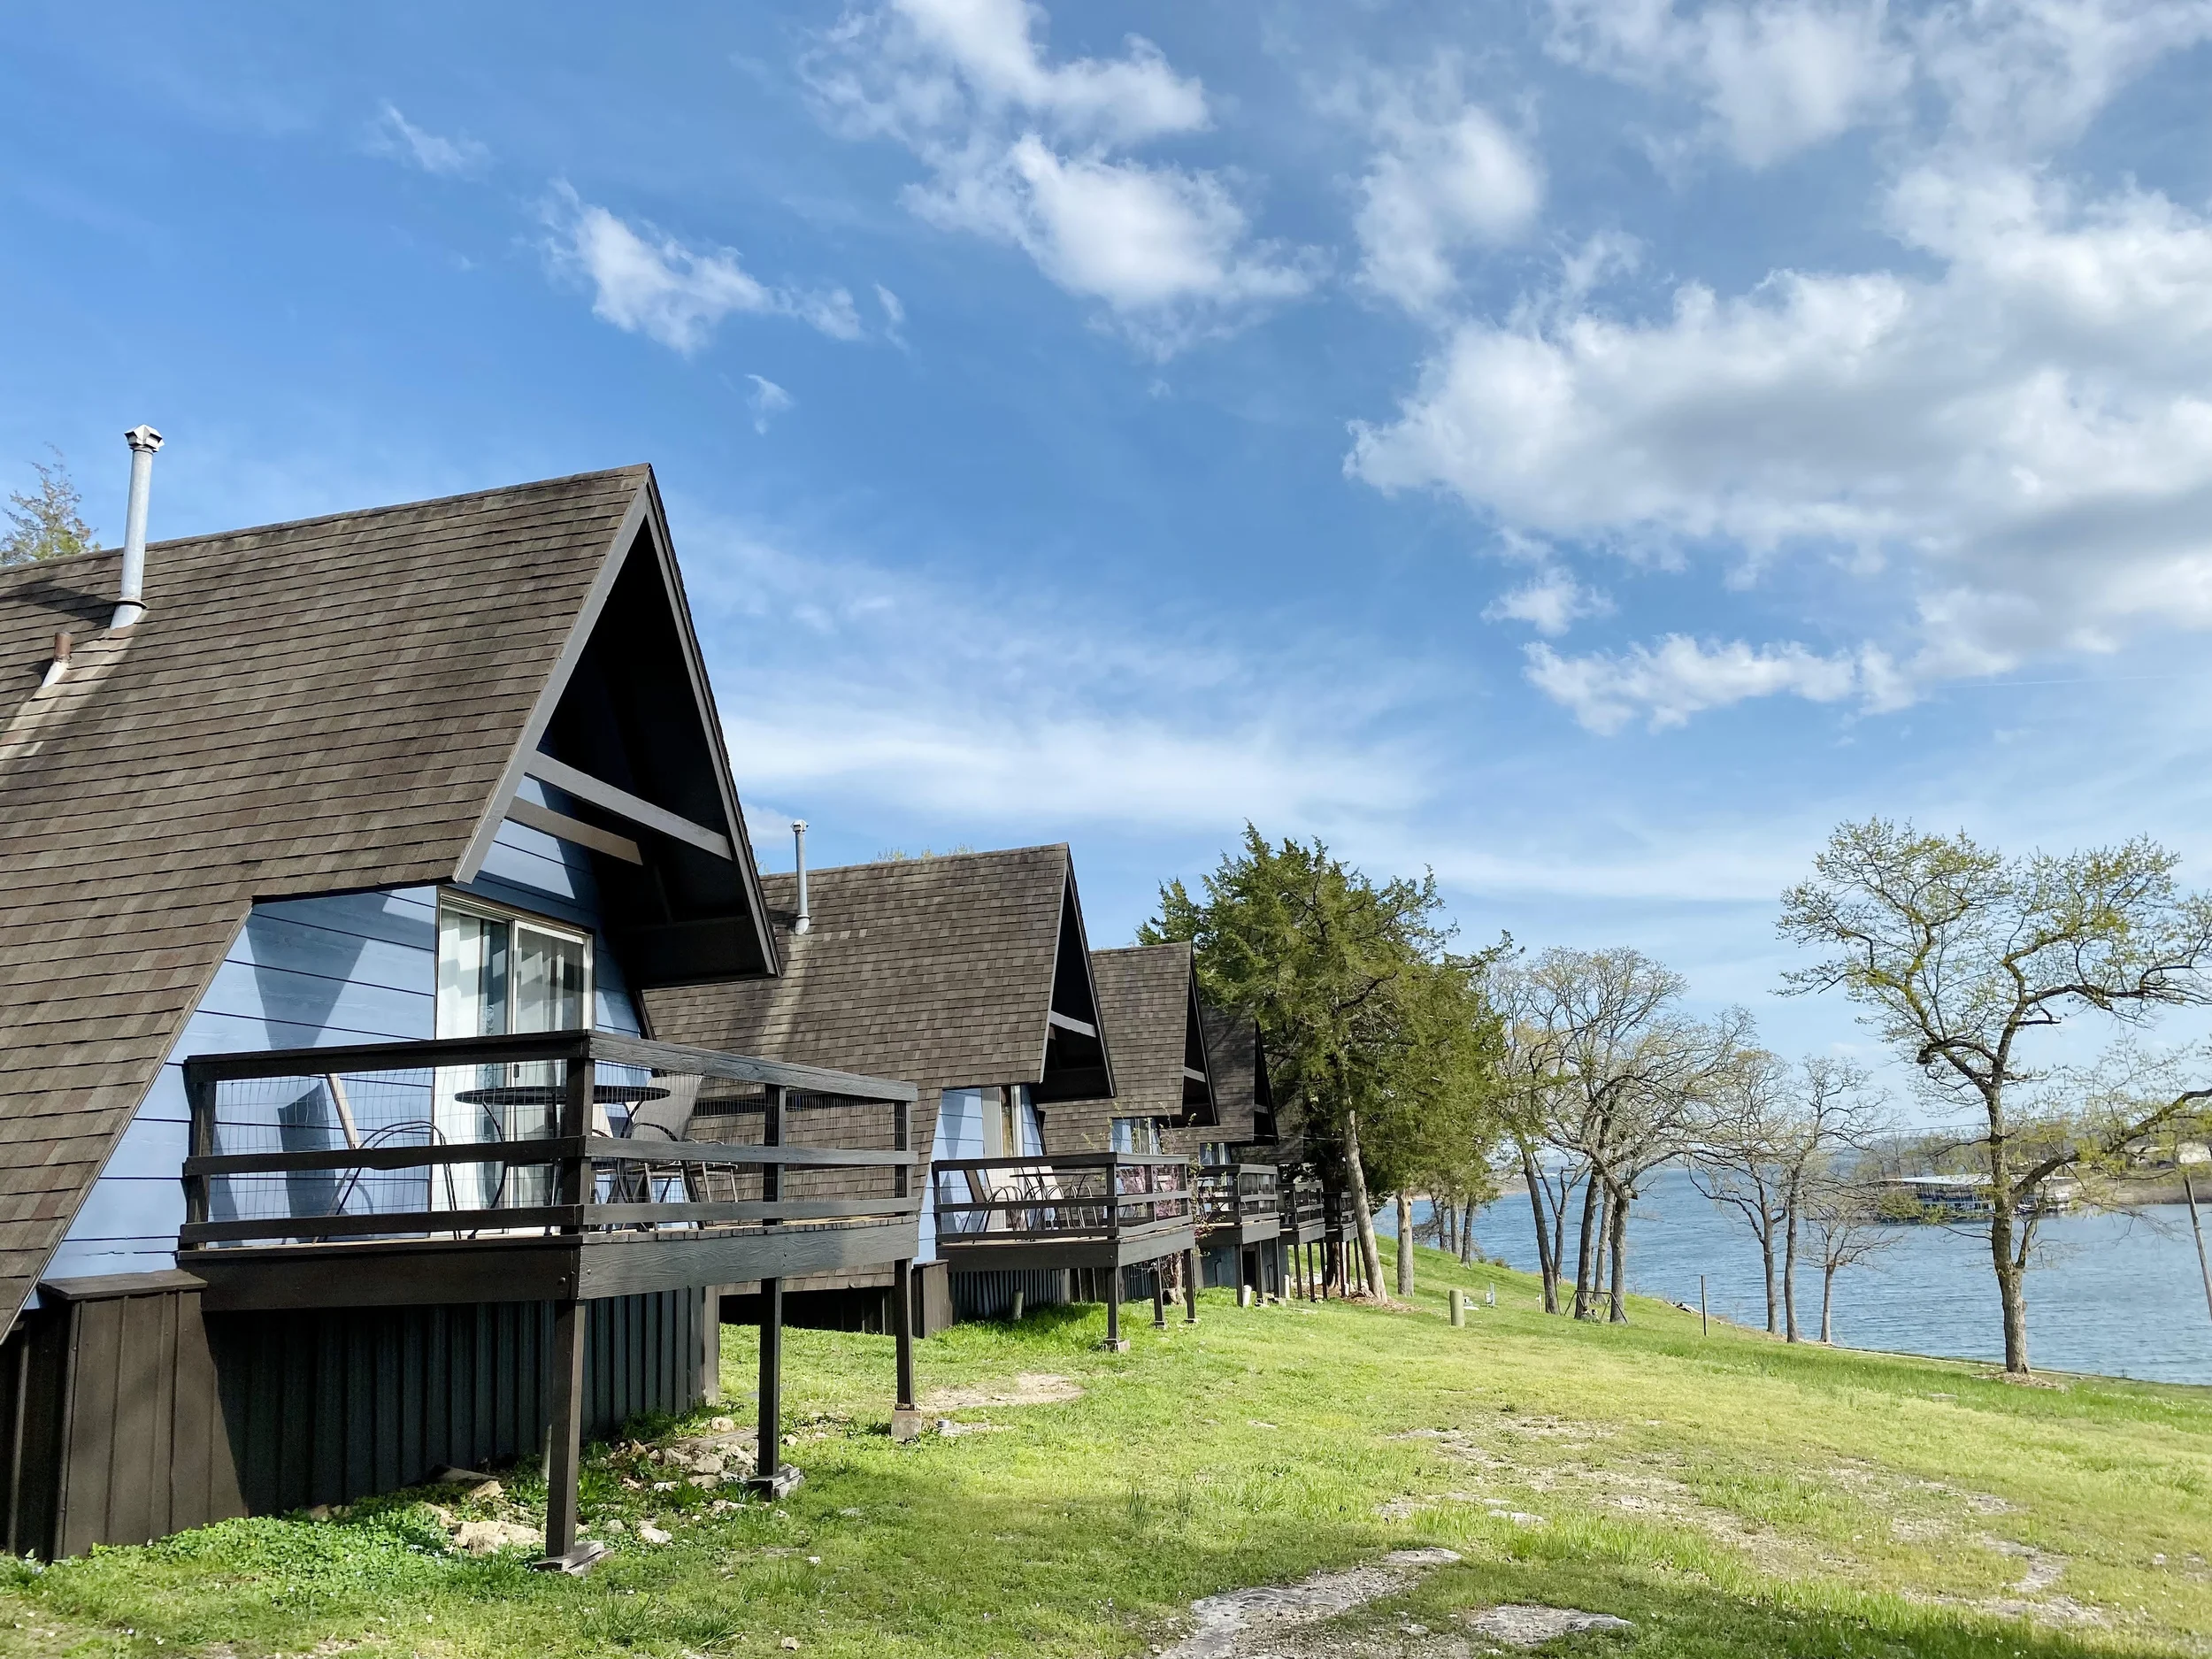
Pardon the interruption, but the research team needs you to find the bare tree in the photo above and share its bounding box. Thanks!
[1509,948,1750,1324]
[1689,1050,1795,1333]
[1780,820,2212,1374]
[1801,1167,1900,1343]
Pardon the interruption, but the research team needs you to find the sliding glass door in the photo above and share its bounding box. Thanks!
[433,898,591,1211]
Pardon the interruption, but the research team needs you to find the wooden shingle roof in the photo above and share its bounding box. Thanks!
[1197,1005,1271,1141]
[0,465,656,1334]
[1048,941,1210,1149]
[644,848,1084,1098]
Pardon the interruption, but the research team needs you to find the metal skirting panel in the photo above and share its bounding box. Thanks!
[0,1276,240,1559]
[207,1289,706,1516]
[721,1262,953,1337]
[949,1268,1075,1322]
[0,1278,710,1555]
[1199,1243,1282,1292]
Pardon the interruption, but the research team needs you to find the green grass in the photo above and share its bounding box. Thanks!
[2,1241,2208,1657]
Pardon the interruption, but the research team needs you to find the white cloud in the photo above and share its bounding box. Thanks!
[673,509,1425,833]
[1484,569,1611,635]
[1525,636,1903,732]
[369,103,490,175]
[1349,165,2212,707]
[542,185,862,354]
[1548,0,1907,165]
[880,0,1207,143]
[809,0,1316,352]
[1354,66,1544,315]
[912,137,1315,325]
[1546,0,2212,166]
[1914,0,2212,156]
[745,374,795,433]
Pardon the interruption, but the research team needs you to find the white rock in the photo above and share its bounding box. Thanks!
[638,1523,672,1546]
[453,1519,541,1555]
[1464,1605,1633,1647]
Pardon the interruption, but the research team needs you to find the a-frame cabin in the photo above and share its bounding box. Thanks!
[0,466,919,1563]
[648,849,1194,1336]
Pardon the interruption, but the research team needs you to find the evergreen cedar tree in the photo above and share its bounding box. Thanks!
[1141,825,1509,1302]
[2,451,97,567]
[1779,818,2212,1376]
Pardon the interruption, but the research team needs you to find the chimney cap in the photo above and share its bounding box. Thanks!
[125,425,163,454]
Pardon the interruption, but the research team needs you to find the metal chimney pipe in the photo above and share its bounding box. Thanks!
[792,820,811,935]
[39,631,71,691]
[111,425,164,630]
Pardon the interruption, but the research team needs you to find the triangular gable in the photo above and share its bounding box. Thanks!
[457,476,777,987]
[1179,963,1218,1127]
[1034,869,1114,1103]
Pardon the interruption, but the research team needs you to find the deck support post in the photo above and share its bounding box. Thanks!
[1151,1265,1168,1329]
[1183,1247,1200,1324]
[890,1257,922,1441]
[1102,1276,1127,1351]
[888,1093,924,1442]
[534,1055,604,1573]
[750,1084,800,1498]
[537,1296,595,1570]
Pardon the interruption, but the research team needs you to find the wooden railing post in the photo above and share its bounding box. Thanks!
[557,1048,593,1225]
[180,1064,213,1245]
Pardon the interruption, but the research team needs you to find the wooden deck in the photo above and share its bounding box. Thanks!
[930,1152,1196,1273]
[1194,1163,1282,1248]
[180,1029,922,1568]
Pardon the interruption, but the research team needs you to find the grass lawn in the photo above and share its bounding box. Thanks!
[1,1241,2207,1658]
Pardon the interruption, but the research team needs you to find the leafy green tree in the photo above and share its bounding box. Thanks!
[1356,950,1510,1295]
[1780,819,2212,1374]
[2,449,97,567]
[1145,827,1502,1302]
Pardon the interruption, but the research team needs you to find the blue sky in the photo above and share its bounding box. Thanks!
[10,0,2212,1098]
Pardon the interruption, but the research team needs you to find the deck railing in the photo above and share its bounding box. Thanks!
[1279,1176,1326,1232]
[929,1152,1192,1248]
[179,1031,918,1249]
[1195,1163,1279,1231]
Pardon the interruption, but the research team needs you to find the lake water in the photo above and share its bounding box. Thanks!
[1376,1166,2212,1386]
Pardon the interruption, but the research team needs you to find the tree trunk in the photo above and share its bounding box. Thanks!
[1549,1175,1572,1308]
[1343,1110,1388,1303]
[1606,1181,1630,1324]
[1521,1142,1558,1314]
[1460,1210,1474,1265]
[1992,1213,2031,1375]
[1395,1192,1415,1298]
[1781,1187,1801,1343]
[1572,1171,1601,1319]
[1820,1263,1837,1343]
[1758,1216,1778,1334]
[1987,1124,2030,1375]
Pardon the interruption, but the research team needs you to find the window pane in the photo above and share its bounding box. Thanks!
[434,907,511,1210]
[435,910,509,1039]
[514,926,588,1033]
